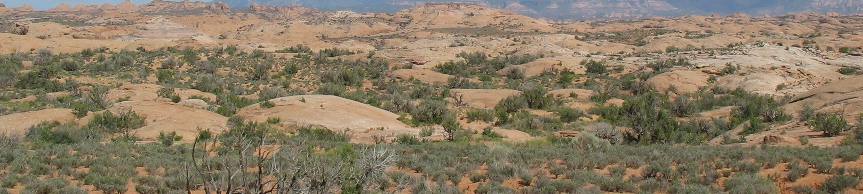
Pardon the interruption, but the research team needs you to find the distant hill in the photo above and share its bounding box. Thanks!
[218,0,863,20]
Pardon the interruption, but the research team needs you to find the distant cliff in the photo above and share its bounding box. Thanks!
[218,0,863,20]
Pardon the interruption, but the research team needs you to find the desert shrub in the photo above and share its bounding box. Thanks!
[135,176,168,194]
[15,65,65,92]
[157,87,180,103]
[733,90,788,123]
[181,48,199,65]
[396,135,421,145]
[25,122,98,144]
[557,70,576,86]
[318,48,355,57]
[22,178,72,194]
[252,61,273,80]
[157,131,182,146]
[88,111,146,138]
[838,67,859,75]
[321,68,363,86]
[494,95,527,115]
[260,100,275,108]
[800,104,816,122]
[521,84,553,109]
[597,91,687,144]
[481,127,502,139]
[296,127,348,142]
[670,183,715,194]
[720,63,738,75]
[503,67,525,80]
[318,83,346,96]
[808,113,849,137]
[84,173,127,194]
[411,99,448,125]
[259,86,288,101]
[647,58,693,72]
[724,173,778,194]
[447,76,476,89]
[556,107,583,123]
[434,52,540,77]
[73,86,111,117]
[192,74,223,94]
[93,51,135,72]
[441,115,461,141]
[0,56,21,88]
[822,175,859,193]
[583,60,607,75]
[277,44,312,53]
[465,109,495,123]
[156,69,175,84]
[586,122,625,144]
[60,59,81,72]
[786,162,808,182]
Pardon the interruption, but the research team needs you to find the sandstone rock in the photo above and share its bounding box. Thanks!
[237,95,423,144]
[390,68,453,85]
[178,99,209,110]
[784,76,863,123]
[605,98,625,107]
[646,70,710,94]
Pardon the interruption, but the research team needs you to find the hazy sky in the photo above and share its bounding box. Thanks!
[0,0,201,10]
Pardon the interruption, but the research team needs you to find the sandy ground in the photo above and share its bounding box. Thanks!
[0,108,76,136]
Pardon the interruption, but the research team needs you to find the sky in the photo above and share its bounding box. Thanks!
[0,0,193,10]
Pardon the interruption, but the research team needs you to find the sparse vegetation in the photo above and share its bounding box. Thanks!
[809,113,849,137]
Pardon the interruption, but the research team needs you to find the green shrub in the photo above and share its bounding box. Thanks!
[88,111,146,137]
[318,48,355,57]
[786,162,808,182]
[260,100,275,108]
[838,67,859,75]
[720,63,738,75]
[441,115,461,141]
[157,87,180,103]
[800,104,816,122]
[465,109,495,123]
[135,176,168,194]
[277,44,312,53]
[259,86,288,101]
[411,99,448,125]
[318,83,346,96]
[396,135,421,145]
[481,127,502,139]
[0,56,22,88]
[724,173,778,194]
[156,69,175,84]
[494,95,527,114]
[297,127,348,142]
[808,113,849,137]
[253,61,273,80]
[22,178,69,194]
[15,66,65,92]
[556,107,584,123]
[822,175,859,193]
[583,60,607,75]
[84,174,127,194]
[157,131,182,146]
[521,84,553,109]
[647,58,693,72]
